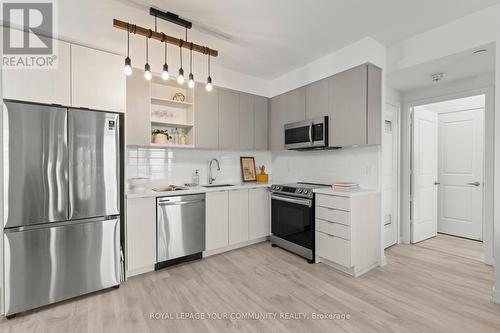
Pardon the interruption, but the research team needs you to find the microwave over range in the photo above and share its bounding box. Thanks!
[284,116,329,150]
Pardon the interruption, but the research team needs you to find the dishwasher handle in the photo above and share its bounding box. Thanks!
[158,199,205,206]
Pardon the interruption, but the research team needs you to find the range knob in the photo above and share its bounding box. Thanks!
[303,190,309,194]
[275,186,280,190]
[297,189,303,194]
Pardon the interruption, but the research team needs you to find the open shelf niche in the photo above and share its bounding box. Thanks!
[149,75,195,147]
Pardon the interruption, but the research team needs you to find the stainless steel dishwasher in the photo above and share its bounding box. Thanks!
[156,194,206,269]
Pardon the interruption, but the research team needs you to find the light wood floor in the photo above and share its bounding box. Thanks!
[0,239,498,333]
[415,233,484,262]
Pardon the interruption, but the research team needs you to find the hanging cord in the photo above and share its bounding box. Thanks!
[189,43,193,73]
[126,23,130,57]
[179,40,183,68]
[208,53,211,76]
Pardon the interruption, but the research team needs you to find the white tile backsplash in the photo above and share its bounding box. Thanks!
[126,145,379,190]
[126,147,272,187]
[271,145,380,188]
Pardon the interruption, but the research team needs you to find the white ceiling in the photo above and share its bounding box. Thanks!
[386,43,495,92]
[55,0,500,80]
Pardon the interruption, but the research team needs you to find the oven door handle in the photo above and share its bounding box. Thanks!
[271,194,312,207]
[309,122,314,144]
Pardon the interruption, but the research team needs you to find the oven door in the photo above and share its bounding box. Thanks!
[271,194,313,250]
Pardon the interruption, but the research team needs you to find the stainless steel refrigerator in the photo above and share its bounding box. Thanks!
[2,101,121,316]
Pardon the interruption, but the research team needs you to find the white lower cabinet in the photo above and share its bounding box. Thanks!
[126,197,156,274]
[315,192,380,277]
[205,187,270,254]
[205,191,229,251]
[228,190,249,245]
[249,188,270,239]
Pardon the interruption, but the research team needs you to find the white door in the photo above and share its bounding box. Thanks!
[438,109,484,240]
[383,104,399,248]
[412,109,438,243]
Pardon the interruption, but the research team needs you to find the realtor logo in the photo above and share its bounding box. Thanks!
[2,1,57,68]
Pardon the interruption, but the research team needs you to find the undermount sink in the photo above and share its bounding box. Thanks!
[202,184,235,188]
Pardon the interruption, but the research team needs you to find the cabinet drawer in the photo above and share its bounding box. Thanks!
[316,194,350,211]
[316,231,351,267]
[316,206,350,226]
[316,219,350,240]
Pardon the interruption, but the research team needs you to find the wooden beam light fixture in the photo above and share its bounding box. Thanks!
[114,9,217,90]
[113,19,218,57]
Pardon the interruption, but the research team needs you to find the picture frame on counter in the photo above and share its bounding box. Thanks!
[240,157,257,182]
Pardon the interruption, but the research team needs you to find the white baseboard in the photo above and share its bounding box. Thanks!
[493,287,500,304]
[126,265,155,279]
[203,237,268,257]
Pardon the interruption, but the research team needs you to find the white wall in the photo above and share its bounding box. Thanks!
[271,146,379,188]
[269,37,386,97]
[126,147,271,188]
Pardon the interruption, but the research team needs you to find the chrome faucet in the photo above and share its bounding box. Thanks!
[208,158,220,184]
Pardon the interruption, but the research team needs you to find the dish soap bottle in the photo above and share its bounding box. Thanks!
[192,169,200,186]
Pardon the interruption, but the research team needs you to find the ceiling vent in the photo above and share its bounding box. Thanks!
[431,72,444,83]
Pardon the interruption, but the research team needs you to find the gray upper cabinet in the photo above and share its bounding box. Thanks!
[195,83,219,149]
[219,89,240,150]
[306,78,329,119]
[239,93,255,150]
[126,72,151,146]
[367,64,382,145]
[285,87,306,123]
[269,93,287,151]
[328,65,368,147]
[254,96,268,150]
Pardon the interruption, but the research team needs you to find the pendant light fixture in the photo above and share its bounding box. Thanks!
[177,41,185,84]
[124,25,132,76]
[115,9,219,88]
[188,43,195,88]
[206,54,212,91]
[144,34,152,80]
[162,41,169,80]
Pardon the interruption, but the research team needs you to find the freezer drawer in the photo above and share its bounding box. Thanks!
[3,101,68,228]
[157,194,205,263]
[68,110,120,219]
[4,218,120,315]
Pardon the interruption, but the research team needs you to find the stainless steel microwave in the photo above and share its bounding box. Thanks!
[284,116,329,150]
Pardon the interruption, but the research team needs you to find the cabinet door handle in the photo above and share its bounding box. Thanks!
[466,182,481,187]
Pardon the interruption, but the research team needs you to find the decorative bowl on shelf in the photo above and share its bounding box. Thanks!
[151,129,171,144]
[128,177,149,189]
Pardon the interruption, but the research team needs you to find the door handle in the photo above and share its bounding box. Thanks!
[466,182,481,187]
[434,181,440,185]
[309,123,313,143]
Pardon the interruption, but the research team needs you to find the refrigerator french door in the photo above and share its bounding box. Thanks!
[3,101,121,316]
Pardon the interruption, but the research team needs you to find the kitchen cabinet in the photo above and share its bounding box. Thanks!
[306,78,329,119]
[2,39,71,105]
[254,96,269,150]
[269,93,287,151]
[239,93,255,150]
[195,83,219,149]
[328,64,382,147]
[249,188,270,239]
[367,64,382,145]
[328,65,367,147]
[205,191,229,251]
[315,191,380,276]
[71,44,125,112]
[286,87,306,123]
[218,89,240,150]
[228,189,249,245]
[126,197,156,272]
[126,71,151,146]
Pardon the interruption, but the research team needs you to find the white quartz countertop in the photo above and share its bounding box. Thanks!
[313,187,379,197]
[126,182,270,199]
